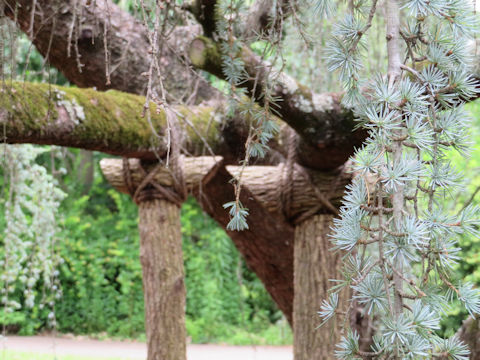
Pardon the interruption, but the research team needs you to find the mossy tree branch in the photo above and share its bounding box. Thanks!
[0,81,229,159]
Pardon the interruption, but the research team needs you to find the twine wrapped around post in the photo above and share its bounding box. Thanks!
[278,128,339,223]
[100,154,222,360]
[122,157,187,206]
[226,129,348,359]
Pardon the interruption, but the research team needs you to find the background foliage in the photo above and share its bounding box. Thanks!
[0,151,291,344]
[442,99,480,336]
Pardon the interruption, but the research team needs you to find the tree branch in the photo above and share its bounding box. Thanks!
[0,81,243,160]
[241,0,295,41]
[3,0,218,104]
[188,36,365,169]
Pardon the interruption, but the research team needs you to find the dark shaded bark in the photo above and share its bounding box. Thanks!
[4,0,216,104]
[188,36,365,170]
[457,317,480,359]
[187,0,218,38]
[187,0,295,41]
[194,165,295,324]
[138,199,186,360]
[293,214,344,359]
[241,0,295,41]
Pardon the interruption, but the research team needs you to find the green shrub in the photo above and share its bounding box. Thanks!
[1,155,289,344]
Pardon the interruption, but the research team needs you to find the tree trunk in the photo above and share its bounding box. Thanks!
[457,317,480,359]
[138,199,186,360]
[294,214,343,360]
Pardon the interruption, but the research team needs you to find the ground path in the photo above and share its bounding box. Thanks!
[2,335,293,360]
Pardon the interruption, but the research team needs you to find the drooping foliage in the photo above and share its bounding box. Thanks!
[0,145,65,330]
[317,0,480,357]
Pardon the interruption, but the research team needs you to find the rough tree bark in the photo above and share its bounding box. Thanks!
[3,0,216,104]
[293,215,344,360]
[458,317,480,359]
[100,157,225,360]
[138,199,186,360]
[225,164,348,219]
[240,0,294,41]
[188,35,363,170]
[100,156,223,193]
[0,81,220,159]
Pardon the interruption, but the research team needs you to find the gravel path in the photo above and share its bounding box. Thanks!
[2,335,293,360]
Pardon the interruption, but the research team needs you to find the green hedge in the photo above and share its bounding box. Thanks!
[1,156,291,344]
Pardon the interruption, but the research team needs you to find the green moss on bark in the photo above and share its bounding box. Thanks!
[1,82,167,147]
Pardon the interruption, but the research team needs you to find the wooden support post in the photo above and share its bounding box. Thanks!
[293,214,343,360]
[100,156,222,360]
[138,198,185,360]
[458,317,480,359]
[226,164,349,359]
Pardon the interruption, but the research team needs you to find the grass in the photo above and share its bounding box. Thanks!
[0,350,127,360]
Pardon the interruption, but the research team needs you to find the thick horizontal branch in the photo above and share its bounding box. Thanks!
[4,0,217,104]
[100,156,223,194]
[0,81,230,159]
[189,36,366,169]
[226,164,349,220]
